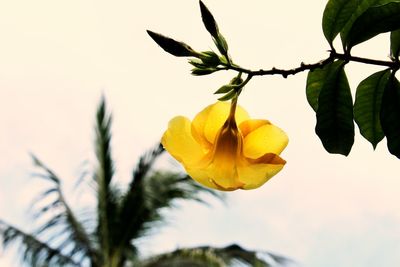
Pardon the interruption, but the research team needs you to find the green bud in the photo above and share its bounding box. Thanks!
[147,30,196,57]
[199,1,219,39]
[188,59,208,69]
[230,76,243,85]
[191,67,217,76]
[214,33,229,56]
[199,51,221,67]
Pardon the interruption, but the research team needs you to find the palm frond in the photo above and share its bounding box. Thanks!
[140,244,295,267]
[30,155,99,265]
[117,144,163,232]
[116,152,224,259]
[93,97,119,263]
[141,247,226,267]
[0,220,79,267]
[105,144,164,265]
[112,144,222,265]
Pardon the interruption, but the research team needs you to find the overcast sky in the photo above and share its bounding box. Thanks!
[1,1,400,266]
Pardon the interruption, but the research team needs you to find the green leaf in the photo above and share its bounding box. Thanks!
[214,84,236,94]
[354,69,391,149]
[390,29,400,59]
[147,30,196,57]
[342,1,400,50]
[322,0,360,45]
[315,60,354,155]
[218,90,237,101]
[306,61,337,112]
[340,0,381,50]
[380,74,400,158]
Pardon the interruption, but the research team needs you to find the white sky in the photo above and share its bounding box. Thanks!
[1,0,400,266]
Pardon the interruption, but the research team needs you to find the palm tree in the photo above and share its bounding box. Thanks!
[0,98,295,267]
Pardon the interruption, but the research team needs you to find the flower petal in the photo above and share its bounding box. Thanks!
[243,123,288,159]
[161,116,205,165]
[192,102,249,144]
[185,166,220,190]
[206,162,244,191]
[239,119,271,137]
[238,154,286,189]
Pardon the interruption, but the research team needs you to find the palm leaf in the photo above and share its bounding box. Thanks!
[93,97,119,264]
[114,144,164,255]
[141,244,295,267]
[0,220,79,267]
[114,144,223,265]
[30,155,99,265]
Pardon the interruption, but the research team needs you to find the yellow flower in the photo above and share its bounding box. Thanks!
[161,100,288,191]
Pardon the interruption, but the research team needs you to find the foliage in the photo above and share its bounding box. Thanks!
[148,0,400,158]
[141,244,295,267]
[0,99,292,267]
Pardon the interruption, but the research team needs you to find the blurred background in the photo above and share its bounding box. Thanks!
[1,0,400,266]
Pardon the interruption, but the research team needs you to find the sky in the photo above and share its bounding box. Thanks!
[1,0,400,266]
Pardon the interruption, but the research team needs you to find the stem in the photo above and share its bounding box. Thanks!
[220,51,399,78]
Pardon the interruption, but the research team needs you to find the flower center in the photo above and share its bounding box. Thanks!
[212,99,243,162]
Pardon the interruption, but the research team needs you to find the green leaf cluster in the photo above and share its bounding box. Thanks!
[305,0,400,157]
[307,62,400,157]
[214,75,244,101]
[322,0,400,52]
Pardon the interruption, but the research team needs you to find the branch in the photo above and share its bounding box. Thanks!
[221,51,399,78]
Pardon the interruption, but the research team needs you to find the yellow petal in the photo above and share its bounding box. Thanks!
[161,116,205,165]
[239,119,271,137]
[243,123,288,159]
[238,155,286,189]
[192,102,249,144]
[206,161,244,191]
[185,166,220,190]
[191,103,214,148]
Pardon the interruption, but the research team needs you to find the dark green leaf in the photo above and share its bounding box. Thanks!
[381,74,400,158]
[147,30,196,57]
[306,61,338,112]
[217,90,237,101]
[214,85,236,94]
[342,1,400,50]
[199,1,219,40]
[354,69,391,149]
[340,0,381,50]
[322,0,360,45]
[315,60,355,155]
[390,29,400,59]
